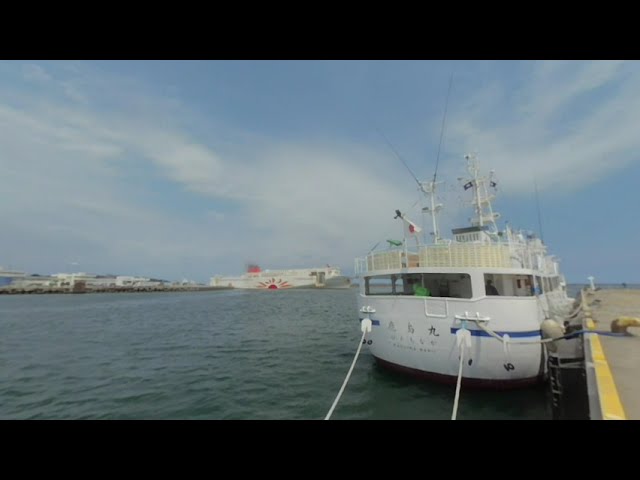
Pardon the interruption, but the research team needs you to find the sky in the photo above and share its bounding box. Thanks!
[0,60,638,284]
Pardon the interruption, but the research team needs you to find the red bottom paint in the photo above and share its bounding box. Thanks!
[373,356,544,390]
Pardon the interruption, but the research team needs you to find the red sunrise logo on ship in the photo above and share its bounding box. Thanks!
[258,278,292,289]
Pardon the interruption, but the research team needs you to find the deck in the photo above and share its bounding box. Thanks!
[582,289,640,420]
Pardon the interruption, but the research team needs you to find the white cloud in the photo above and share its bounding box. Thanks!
[1,60,639,281]
[0,72,415,279]
[21,63,52,83]
[131,133,230,197]
[526,60,625,122]
[443,60,639,195]
[61,81,88,104]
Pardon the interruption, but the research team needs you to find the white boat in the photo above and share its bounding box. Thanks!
[355,154,573,388]
[210,264,351,290]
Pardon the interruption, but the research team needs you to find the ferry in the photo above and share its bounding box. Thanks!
[210,264,351,290]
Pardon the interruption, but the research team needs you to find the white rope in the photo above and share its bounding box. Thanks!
[471,319,556,345]
[547,299,580,319]
[449,293,586,420]
[452,326,471,420]
[324,319,371,420]
[567,303,583,319]
[452,340,465,420]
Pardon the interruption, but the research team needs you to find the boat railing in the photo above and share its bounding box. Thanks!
[420,243,512,269]
[355,242,557,275]
[509,244,558,275]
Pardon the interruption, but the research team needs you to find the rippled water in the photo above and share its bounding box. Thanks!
[4,286,612,420]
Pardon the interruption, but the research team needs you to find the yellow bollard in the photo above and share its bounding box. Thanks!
[610,317,640,334]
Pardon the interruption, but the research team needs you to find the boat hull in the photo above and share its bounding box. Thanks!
[373,356,543,389]
[358,294,563,388]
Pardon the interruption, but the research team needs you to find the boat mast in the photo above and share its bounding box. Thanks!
[420,180,443,243]
[422,73,453,245]
[464,153,500,233]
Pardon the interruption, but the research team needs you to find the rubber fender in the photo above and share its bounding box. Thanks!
[541,319,565,353]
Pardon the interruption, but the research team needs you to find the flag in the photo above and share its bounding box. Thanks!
[490,181,497,188]
[399,214,422,237]
[463,181,474,190]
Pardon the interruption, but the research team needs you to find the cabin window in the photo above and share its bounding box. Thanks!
[484,274,535,297]
[364,275,400,295]
[413,273,472,298]
[365,273,472,298]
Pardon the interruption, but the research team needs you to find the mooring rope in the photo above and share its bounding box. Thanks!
[452,324,471,420]
[324,318,372,420]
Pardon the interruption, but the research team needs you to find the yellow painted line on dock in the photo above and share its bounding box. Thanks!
[585,318,595,330]
[589,333,627,420]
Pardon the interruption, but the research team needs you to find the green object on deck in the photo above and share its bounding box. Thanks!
[413,285,430,297]
[387,239,403,247]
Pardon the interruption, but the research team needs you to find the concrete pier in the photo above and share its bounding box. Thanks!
[582,288,640,420]
[0,285,233,295]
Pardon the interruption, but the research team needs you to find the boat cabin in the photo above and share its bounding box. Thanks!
[363,271,561,299]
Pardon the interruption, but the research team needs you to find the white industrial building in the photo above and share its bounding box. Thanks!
[2,266,168,290]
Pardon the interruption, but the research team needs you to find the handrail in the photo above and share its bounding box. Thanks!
[355,242,559,274]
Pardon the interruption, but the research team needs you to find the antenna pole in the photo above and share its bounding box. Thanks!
[433,73,454,184]
[421,181,442,244]
[375,72,454,246]
[376,127,422,189]
[534,178,544,243]
[423,73,454,244]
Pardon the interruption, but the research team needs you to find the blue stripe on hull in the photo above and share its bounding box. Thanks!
[450,327,541,338]
[360,318,538,337]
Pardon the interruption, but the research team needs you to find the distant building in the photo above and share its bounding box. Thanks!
[8,275,56,288]
[2,267,169,290]
[0,267,27,287]
[115,276,165,287]
[52,272,104,287]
